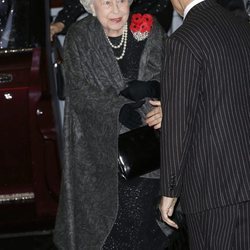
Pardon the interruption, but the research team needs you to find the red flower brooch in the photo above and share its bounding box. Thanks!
[130,13,153,41]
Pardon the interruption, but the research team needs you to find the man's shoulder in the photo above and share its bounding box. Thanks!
[165,23,206,63]
[169,23,200,45]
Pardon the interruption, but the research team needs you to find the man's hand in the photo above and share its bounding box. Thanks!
[159,196,178,229]
[50,22,65,41]
[145,100,162,129]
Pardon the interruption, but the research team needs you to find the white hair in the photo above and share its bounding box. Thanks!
[80,0,133,14]
[80,0,94,14]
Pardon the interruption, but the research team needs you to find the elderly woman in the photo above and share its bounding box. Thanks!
[53,0,169,249]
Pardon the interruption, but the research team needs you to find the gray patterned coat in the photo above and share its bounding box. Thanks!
[54,15,166,250]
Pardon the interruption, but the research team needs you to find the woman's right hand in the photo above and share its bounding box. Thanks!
[120,80,160,101]
[50,22,65,41]
[119,101,144,129]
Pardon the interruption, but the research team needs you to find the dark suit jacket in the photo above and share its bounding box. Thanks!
[161,0,250,214]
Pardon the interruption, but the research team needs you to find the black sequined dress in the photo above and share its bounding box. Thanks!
[102,29,169,250]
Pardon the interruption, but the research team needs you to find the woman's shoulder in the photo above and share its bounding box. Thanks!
[65,15,103,48]
[67,15,97,36]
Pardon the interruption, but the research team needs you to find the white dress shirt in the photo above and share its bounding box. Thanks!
[184,0,205,19]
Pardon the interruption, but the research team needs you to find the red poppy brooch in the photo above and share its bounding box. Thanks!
[130,13,153,41]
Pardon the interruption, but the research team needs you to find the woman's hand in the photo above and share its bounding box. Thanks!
[145,100,162,129]
[120,80,160,101]
[119,101,144,129]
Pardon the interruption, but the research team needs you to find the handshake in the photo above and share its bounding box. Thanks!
[119,80,160,129]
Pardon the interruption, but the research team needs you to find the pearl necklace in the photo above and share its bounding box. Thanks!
[105,23,128,60]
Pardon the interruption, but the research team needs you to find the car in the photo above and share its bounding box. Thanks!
[0,0,62,235]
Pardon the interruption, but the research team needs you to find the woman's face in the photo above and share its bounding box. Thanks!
[91,0,130,37]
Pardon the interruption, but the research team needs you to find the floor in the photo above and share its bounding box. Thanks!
[0,234,56,250]
[0,228,189,250]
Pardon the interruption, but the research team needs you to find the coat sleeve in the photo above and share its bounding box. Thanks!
[160,37,201,197]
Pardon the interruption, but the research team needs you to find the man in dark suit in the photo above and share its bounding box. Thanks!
[159,0,250,249]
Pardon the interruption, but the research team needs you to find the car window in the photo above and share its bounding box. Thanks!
[0,0,45,50]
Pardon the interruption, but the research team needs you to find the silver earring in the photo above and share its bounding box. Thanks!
[93,12,96,16]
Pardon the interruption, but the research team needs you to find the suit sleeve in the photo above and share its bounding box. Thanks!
[160,37,201,197]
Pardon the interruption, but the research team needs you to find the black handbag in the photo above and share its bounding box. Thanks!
[118,125,160,180]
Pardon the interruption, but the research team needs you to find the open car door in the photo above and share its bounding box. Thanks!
[0,0,62,234]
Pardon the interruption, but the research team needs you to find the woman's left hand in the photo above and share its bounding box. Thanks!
[145,100,162,129]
